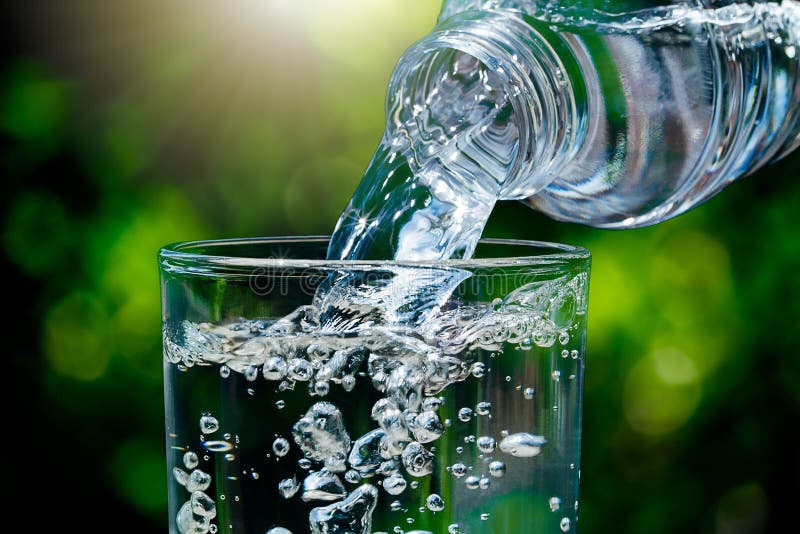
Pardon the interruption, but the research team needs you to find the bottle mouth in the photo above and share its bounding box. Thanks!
[389,10,584,200]
[159,236,590,276]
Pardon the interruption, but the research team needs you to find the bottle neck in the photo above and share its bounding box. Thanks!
[388,9,588,199]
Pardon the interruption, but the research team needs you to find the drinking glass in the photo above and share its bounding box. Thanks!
[159,236,590,533]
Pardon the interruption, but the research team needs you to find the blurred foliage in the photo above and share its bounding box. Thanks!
[2,1,798,532]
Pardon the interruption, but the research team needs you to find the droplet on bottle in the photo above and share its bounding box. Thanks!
[465,476,480,490]
[275,399,286,410]
[426,493,445,512]
[549,496,562,512]
[200,415,219,435]
[390,500,402,511]
[570,350,579,360]
[491,297,503,311]
[219,365,231,378]
[558,332,570,345]
[344,469,361,484]
[448,524,460,533]
[479,476,491,489]
[560,517,571,532]
[480,513,490,521]
[470,362,486,378]
[524,387,535,399]
[561,349,570,358]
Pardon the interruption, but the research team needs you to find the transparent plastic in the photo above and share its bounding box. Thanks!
[329,0,799,261]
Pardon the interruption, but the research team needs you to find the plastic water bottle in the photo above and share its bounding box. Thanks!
[329,0,800,260]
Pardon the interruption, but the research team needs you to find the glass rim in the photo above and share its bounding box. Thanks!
[159,235,590,274]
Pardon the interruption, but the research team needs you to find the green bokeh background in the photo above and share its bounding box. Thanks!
[2,1,798,532]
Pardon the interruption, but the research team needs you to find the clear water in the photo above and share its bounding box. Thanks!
[329,0,800,260]
[163,270,588,533]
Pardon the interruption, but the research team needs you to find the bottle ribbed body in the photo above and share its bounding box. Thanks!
[432,0,800,227]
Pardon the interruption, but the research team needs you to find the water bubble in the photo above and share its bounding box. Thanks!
[200,415,219,435]
[422,397,443,411]
[560,517,571,532]
[341,374,357,392]
[176,501,210,533]
[186,469,212,492]
[302,469,347,502]
[312,381,330,397]
[344,470,361,484]
[266,528,292,534]
[488,461,506,477]
[457,407,473,422]
[426,493,445,512]
[209,525,218,533]
[448,524,460,533]
[275,400,286,409]
[224,453,236,461]
[505,375,512,382]
[203,441,233,453]
[278,379,295,391]
[292,402,351,473]
[401,442,434,477]
[247,388,255,396]
[409,411,445,443]
[173,467,188,487]
[223,433,232,441]
[480,513,490,521]
[552,370,561,382]
[491,298,503,311]
[263,356,288,381]
[464,435,476,443]
[219,365,231,378]
[455,446,464,454]
[383,473,407,495]
[298,458,312,470]
[570,350,579,360]
[561,349,570,358]
[549,496,562,512]
[499,433,547,457]
[476,402,492,416]
[348,428,385,477]
[465,476,480,490]
[558,332,570,345]
[410,481,419,489]
[289,359,314,382]
[279,477,300,499]
[272,437,291,457]
[477,436,496,453]
[309,485,378,534]
[390,500,402,511]
[245,366,259,382]
[524,387,535,399]
[470,362,486,378]
[191,491,217,518]
[251,471,260,480]
[450,463,467,477]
